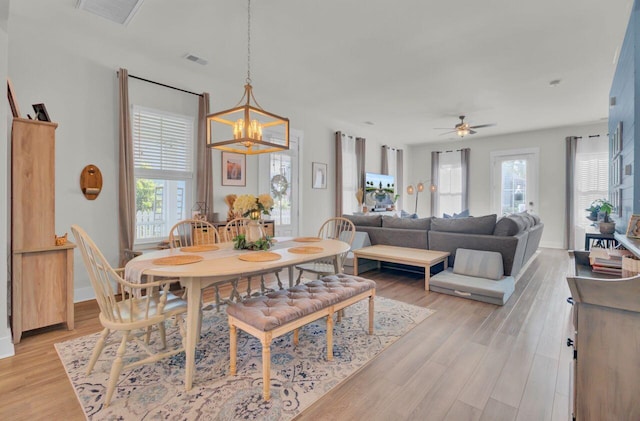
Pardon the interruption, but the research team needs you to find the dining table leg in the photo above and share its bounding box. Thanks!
[184,277,200,391]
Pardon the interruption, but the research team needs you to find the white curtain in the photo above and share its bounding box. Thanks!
[572,137,609,249]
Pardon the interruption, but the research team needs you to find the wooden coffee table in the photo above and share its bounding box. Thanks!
[353,245,450,290]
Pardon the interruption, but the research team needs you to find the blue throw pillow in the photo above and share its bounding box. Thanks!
[453,209,470,218]
[400,210,418,219]
[443,213,452,219]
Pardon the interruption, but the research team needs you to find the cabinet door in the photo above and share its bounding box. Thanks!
[20,250,67,330]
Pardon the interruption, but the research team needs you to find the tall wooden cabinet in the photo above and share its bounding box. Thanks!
[11,118,75,343]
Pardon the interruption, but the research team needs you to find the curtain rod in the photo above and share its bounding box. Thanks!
[118,71,202,97]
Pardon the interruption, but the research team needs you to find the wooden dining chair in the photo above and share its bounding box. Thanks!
[168,218,220,248]
[223,217,284,295]
[168,219,229,311]
[295,217,356,284]
[71,224,187,407]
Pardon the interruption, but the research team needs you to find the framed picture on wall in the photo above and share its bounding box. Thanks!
[612,187,622,217]
[611,155,622,186]
[312,162,327,189]
[221,152,246,186]
[611,121,623,157]
[625,214,640,238]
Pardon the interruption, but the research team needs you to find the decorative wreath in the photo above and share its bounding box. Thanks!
[270,174,289,199]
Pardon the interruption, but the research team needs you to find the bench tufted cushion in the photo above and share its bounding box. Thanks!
[226,274,376,331]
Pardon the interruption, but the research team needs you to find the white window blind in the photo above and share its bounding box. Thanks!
[438,151,462,216]
[133,106,193,174]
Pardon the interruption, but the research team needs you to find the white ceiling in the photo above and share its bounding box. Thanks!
[9,0,633,144]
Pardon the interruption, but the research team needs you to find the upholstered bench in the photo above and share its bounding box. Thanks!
[226,274,376,400]
[429,248,515,305]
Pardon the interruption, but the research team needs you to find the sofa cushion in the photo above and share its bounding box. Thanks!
[343,214,382,227]
[493,216,525,236]
[453,248,504,280]
[430,269,515,305]
[430,214,497,235]
[382,216,431,230]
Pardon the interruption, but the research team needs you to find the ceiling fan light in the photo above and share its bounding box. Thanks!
[457,128,469,137]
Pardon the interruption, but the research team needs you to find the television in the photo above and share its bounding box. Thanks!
[364,172,395,209]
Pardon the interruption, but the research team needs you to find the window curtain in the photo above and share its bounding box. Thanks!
[335,132,365,216]
[382,146,403,209]
[565,136,578,249]
[567,135,609,250]
[196,93,214,221]
[430,151,439,216]
[461,148,470,211]
[118,68,135,266]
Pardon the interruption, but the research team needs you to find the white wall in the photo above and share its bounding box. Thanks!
[0,0,14,358]
[5,10,405,301]
[407,121,608,249]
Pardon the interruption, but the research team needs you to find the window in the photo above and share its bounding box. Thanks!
[133,106,194,243]
[438,151,462,216]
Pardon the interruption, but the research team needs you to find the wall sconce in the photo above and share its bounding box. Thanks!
[407,181,436,214]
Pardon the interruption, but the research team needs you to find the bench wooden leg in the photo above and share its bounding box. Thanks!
[326,311,334,361]
[261,334,272,401]
[368,294,374,334]
[229,324,237,375]
[293,328,299,346]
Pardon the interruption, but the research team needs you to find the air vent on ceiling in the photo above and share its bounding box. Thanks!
[76,0,145,26]
[185,54,209,66]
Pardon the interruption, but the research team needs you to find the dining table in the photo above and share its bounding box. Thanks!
[124,237,351,391]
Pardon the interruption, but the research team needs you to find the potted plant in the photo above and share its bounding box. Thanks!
[591,199,615,234]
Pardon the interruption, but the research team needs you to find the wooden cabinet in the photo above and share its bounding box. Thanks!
[567,251,640,420]
[11,118,75,343]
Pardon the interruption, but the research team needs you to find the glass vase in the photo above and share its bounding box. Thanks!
[246,219,265,243]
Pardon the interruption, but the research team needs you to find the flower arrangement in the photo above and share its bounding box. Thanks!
[233,193,274,220]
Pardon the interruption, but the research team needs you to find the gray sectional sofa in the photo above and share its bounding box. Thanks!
[343,212,543,278]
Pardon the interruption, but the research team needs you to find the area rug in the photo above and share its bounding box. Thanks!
[55,296,434,420]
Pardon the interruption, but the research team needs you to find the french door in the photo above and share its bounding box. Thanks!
[490,148,539,216]
[259,130,301,236]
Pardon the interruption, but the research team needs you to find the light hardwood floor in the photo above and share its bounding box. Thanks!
[0,248,572,421]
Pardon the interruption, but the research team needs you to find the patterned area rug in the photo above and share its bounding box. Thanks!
[55,296,434,420]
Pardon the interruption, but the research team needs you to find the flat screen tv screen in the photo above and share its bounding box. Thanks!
[365,172,395,209]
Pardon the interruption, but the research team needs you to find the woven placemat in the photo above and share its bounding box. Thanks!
[152,255,204,266]
[238,252,282,262]
[180,245,219,253]
[293,237,322,243]
[288,246,324,254]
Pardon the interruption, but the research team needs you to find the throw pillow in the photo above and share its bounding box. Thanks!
[453,248,504,280]
[431,214,497,235]
[453,209,470,218]
[443,213,452,219]
[400,210,418,219]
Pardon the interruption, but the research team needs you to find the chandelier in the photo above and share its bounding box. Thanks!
[206,0,289,155]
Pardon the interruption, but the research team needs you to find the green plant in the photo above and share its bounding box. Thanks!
[233,234,272,251]
[590,199,614,223]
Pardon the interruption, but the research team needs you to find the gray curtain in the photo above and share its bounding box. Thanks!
[396,149,403,209]
[381,145,403,209]
[356,137,366,194]
[118,68,135,266]
[196,93,214,221]
[335,132,343,216]
[566,136,578,249]
[430,151,439,216]
[461,148,470,211]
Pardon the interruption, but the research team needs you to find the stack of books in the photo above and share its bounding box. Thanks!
[589,248,632,276]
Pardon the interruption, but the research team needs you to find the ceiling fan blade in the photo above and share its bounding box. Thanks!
[469,129,477,134]
[433,128,454,130]
[439,131,456,136]
[469,123,496,129]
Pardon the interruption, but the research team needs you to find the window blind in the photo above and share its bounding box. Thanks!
[132,107,193,172]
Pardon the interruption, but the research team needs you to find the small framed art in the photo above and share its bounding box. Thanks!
[626,214,640,238]
[222,152,246,186]
[32,103,51,122]
[312,162,327,189]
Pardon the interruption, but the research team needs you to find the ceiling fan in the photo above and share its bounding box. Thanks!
[435,115,496,138]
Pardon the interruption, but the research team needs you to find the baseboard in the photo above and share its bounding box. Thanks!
[74,286,96,303]
[0,334,15,359]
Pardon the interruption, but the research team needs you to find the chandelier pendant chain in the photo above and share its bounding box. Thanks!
[246,0,251,85]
